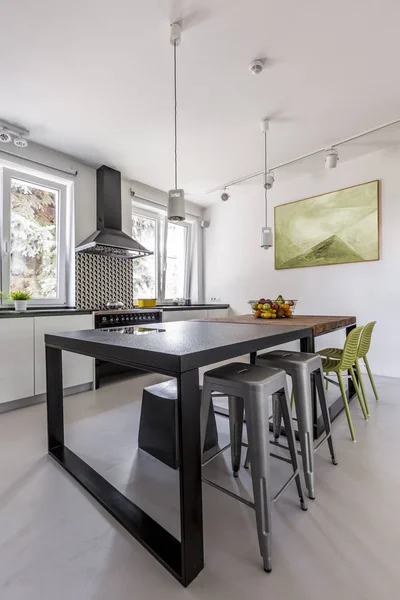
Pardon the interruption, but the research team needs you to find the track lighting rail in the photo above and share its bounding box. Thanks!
[206,116,400,195]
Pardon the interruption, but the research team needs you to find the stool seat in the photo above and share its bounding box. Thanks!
[204,362,285,388]
[259,349,321,370]
[138,379,218,469]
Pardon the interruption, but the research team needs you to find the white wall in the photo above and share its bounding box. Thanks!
[203,145,400,378]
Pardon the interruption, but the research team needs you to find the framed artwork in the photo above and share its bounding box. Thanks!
[274,180,380,270]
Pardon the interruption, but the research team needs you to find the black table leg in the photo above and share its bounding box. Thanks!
[300,334,318,439]
[176,370,204,586]
[46,347,204,587]
[46,346,64,451]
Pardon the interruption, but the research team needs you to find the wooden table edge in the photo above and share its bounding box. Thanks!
[193,314,356,336]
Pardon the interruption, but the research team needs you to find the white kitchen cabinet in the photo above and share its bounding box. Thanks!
[34,314,94,395]
[0,318,35,404]
[162,310,206,322]
[206,309,229,319]
[162,308,229,323]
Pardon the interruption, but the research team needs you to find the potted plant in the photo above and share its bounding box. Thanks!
[8,290,32,311]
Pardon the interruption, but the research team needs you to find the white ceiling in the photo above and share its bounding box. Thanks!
[2,0,400,206]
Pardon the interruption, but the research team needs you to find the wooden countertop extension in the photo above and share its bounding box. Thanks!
[194,314,356,336]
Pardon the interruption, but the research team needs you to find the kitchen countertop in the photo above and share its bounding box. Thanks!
[154,304,229,311]
[0,308,93,318]
[0,304,229,318]
[195,313,356,336]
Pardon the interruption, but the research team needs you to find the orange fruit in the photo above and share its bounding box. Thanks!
[284,309,292,317]
[254,310,262,318]
[282,303,289,310]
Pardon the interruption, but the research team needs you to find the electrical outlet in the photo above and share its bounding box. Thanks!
[210,296,221,302]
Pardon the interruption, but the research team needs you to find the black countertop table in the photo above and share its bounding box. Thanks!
[45,320,312,586]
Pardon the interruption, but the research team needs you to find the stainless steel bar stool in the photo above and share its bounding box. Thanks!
[201,362,308,573]
[256,350,338,500]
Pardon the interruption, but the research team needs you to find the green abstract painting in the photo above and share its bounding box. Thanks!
[274,181,380,270]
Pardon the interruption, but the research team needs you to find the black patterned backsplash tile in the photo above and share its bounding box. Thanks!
[75,253,134,310]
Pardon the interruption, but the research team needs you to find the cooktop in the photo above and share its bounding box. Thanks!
[99,326,166,335]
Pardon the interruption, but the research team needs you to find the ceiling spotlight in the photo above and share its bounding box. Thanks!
[249,59,264,75]
[0,120,30,146]
[325,148,339,169]
[0,128,12,143]
[264,171,274,190]
[221,188,230,201]
[14,136,28,148]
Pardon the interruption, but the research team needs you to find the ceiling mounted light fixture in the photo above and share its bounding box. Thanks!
[261,119,273,250]
[14,136,28,148]
[325,147,339,169]
[167,22,185,222]
[264,171,274,190]
[249,59,264,75]
[0,120,29,147]
[0,128,12,143]
[221,187,230,201]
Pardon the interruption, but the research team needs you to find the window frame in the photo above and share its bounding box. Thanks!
[161,217,192,302]
[1,167,68,306]
[132,207,161,300]
[132,204,192,302]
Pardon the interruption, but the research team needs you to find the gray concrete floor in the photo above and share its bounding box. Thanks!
[0,372,399,599]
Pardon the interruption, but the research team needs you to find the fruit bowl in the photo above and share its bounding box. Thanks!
[248,296,297,319]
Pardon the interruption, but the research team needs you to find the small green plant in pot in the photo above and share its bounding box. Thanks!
[8,290,32,311]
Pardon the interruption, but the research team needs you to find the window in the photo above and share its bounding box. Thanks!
[132,207,191,301]
[132,212,158,298]
[163,221,189,300]
[1,167,68,305]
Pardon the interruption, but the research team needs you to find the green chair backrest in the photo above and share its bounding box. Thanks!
[357,321,377,358]
[338,326,364,370]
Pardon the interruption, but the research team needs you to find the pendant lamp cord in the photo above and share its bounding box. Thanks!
[264,130,268,228]
[174,41,178,190]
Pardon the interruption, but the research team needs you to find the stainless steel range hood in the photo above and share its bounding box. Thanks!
[75,165,153,259]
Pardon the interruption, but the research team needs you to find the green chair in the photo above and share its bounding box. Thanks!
[319,322,378,416]
[356,321,379,405]
[317,326,368,441]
